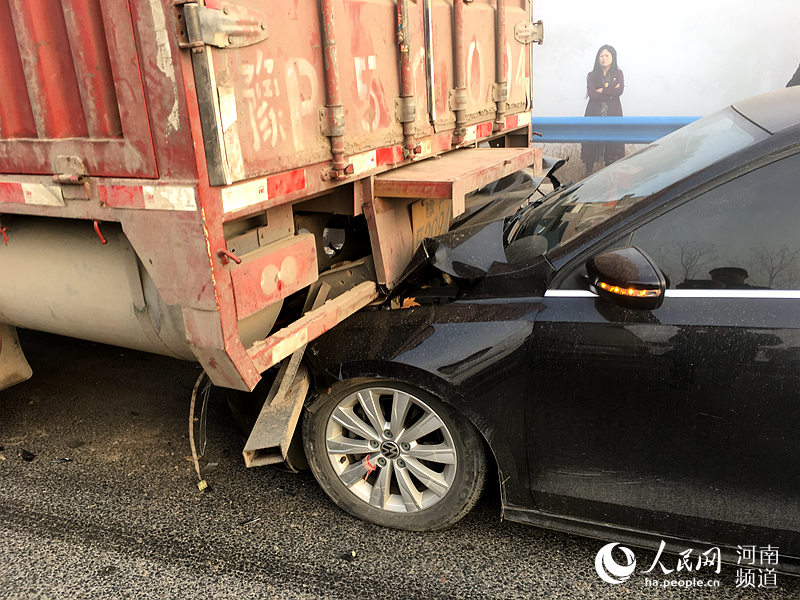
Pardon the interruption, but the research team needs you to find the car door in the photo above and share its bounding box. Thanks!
[527,152,800,556]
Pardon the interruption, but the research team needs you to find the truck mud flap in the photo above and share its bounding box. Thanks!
[0,324,32,392]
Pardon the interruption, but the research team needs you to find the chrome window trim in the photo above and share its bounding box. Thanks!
[544,290,597,297]
[666,290,800,299]
[545,290,800,299]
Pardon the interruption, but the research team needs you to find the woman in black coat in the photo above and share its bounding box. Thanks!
[581,45,625,175]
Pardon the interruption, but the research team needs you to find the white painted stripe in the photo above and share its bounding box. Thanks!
[142,186,197,211]
[222,177,268,213]
[418,139,432,157]
[545,289,800,299]
[463,125,478,143]
[350,150,377,176]
[516,112,532,127]
[21,183,64,207]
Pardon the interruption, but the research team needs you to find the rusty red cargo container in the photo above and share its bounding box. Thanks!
[0,0,541,464]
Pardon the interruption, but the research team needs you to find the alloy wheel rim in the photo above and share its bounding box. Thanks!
[324,387,457,513]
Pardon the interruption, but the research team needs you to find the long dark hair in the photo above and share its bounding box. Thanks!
[591,44,620,76]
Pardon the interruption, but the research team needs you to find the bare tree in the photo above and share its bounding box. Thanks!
[750,245,800,288]
[657,240,717,283]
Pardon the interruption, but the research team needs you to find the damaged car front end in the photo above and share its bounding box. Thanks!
[302,89,800,573]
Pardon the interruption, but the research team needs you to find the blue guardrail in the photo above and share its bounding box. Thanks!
[530,116,700,144]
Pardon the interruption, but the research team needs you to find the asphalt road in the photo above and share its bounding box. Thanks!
[1,331,797,599]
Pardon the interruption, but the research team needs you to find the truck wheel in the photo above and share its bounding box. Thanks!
[302,379,486,531]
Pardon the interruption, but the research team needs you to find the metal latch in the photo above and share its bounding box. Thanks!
[515,20,544,45]
[492,82,509,103]
[448,88,468,112]
[174,1,269,50]
[395,96,416,124]
[319,106,345,138]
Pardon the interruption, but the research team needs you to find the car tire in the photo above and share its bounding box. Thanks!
[302,378,487,531]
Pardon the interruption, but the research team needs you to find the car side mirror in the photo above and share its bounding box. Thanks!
[586,246,666,310]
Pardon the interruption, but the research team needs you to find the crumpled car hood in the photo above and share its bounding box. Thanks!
[416,220,507,280]
[398,156,565,283]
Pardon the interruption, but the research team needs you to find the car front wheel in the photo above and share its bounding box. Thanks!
[302,379,487,531]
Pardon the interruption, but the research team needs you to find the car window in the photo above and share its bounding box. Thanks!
[630,153,800,290]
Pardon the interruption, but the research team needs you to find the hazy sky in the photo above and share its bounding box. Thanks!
[532,0,800,117]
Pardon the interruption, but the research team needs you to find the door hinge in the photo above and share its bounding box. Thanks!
[53,155,89,199]
[173,1,269,50]
[515,20,544,45]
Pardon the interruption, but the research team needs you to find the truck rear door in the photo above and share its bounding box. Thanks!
[177,0,535,186]
[0,0,157,178]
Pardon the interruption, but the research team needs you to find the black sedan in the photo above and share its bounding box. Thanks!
[302,87,800,573]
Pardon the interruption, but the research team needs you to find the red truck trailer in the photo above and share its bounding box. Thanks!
[0,0,541,468]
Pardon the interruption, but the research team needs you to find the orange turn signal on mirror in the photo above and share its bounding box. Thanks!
[598,281,662,298]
